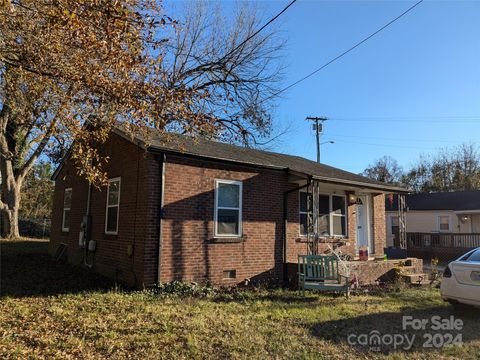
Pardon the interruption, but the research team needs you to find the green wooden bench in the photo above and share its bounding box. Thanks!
[298,255,350,297]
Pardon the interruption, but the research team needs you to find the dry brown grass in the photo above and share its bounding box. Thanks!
[1,240,479,359]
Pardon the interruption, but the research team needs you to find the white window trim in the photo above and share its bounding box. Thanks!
[299,191,347,237]
[437,215,451,232]
[105,177,121,235]
[62,188,72,232]
[214,179,243,237]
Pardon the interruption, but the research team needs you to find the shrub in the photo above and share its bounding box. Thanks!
[150,281,219,298]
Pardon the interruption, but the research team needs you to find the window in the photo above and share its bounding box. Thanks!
[105,178,121,234]
[299,192,312,235]
[438,216,450,232]
[299,192,347,236]
[214,180,242,237]
[62,188,72,232]
[319,195,330,235]
[460,249,477,261]
[465,249,480,262]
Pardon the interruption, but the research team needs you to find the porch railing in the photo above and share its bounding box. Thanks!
[407,232,480,249]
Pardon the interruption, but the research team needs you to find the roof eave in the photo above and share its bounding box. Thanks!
[147,146,287,171]
[310,174,409,193]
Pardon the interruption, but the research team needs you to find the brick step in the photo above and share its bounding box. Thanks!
[402,273,429,284]
[400,266,418,274]
[410,279,432,287]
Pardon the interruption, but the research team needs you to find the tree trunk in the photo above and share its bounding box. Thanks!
[1,183,21,240]
[2,206,20,239]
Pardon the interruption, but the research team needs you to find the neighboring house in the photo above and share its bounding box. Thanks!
[386,191,480,248]
[50,127,406,286]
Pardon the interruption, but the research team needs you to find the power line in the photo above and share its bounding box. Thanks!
[331,115,480,120]
[264,0,424,101]
[186,0,297,86]
[329,138,440,150]
[331,117,480,123]
[225,0,297,61]
[325,133,462,143]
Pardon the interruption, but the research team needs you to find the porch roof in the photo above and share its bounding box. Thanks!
[124,128,407,193]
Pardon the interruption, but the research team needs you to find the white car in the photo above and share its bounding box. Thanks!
[441,247,480,308]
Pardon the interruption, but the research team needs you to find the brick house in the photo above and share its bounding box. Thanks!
[50,127,408,287]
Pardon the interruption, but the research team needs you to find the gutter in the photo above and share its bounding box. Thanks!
[282,176,311,285]
[157,153,166,284]
[147,146,286,172]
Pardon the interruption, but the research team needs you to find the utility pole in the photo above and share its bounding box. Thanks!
[306,116,328,163]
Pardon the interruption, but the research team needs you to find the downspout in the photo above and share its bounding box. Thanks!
[157,153,166,284]
[84,180,93,268]
[282,175,311,285]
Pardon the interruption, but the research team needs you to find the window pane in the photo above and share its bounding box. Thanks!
[218,183,240,208]
[319,195,329,214]
[300,213,308,235]
[106,207,118,233]
[391,216,399,226]
[332,216,346,235]
[108,190,119,206]
[63,209,70,230]
[466,249,480,262]
[299,192,309,213]
[64,189,72,207]
[439,216,449,231]
[109,180,120,194]
[332,196,345,215]
[318,214,330,235]
[108,181,120,205]
[217,209,239,235]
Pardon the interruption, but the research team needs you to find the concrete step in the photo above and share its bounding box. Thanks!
[402,273,429,284]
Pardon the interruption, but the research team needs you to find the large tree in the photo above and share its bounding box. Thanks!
[362,155,404,184]
[0,0,284,238]
[402,143,480,193]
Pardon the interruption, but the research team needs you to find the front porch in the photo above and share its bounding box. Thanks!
[288,257,424,286]
[286,177,392,260]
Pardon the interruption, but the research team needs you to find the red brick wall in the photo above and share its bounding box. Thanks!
[50,133,388,287]
[372,193,386,256]
[50,134,159,286]
[158,156,288,285]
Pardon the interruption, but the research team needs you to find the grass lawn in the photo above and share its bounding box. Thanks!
[1,240,480,359]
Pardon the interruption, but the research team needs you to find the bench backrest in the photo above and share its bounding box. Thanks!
[298,255,340,281]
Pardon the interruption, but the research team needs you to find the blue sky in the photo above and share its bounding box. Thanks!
[247,0,480,173]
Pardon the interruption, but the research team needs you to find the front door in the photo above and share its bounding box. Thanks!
[356,196,369,252]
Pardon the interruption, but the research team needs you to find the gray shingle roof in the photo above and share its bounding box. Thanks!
[135,130,407,193]
[386,191,480,211]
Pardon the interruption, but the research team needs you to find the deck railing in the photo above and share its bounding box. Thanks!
[407,232,480,249]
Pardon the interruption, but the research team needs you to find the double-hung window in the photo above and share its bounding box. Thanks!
[105,178,121,234]
[438,215,450,232]
[300,192,347,237]
[62,188,72,232]
[214,180,242,237]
